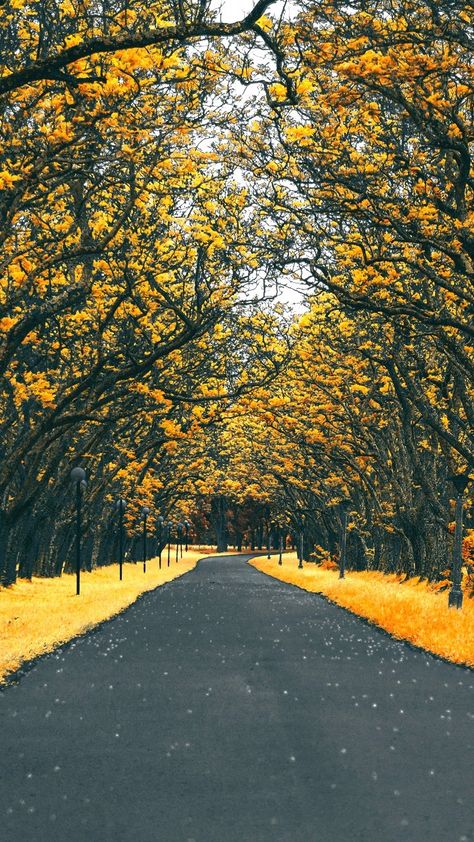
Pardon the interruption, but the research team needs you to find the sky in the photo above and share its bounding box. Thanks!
[212,0,306,311]
[217,0,265,17]
[219,0,256,15]
[217,0,288,21]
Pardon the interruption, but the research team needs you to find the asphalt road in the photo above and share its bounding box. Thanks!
[1,554,473,842]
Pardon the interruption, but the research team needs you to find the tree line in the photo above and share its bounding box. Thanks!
[0,0,473,593]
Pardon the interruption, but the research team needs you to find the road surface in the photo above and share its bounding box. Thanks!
[0,554,473,841]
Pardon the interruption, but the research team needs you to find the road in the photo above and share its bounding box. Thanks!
[0,554,473,841]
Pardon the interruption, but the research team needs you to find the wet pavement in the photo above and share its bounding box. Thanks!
[0,554,473,841]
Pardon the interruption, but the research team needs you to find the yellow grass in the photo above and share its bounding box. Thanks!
[0,547,214,683]
[250,554,474,668]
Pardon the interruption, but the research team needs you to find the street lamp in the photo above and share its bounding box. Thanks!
[157,515,164,570]
[296,510,304,569]
[167,521,173,567]
[278,525,284,565]
[70,467,87,596]
[339,499,351,580]
[176,523,182,563]
[267,520,273,559]
[116,498,127,581]
[448,474,471,609]
[184,520,190,552]
[141,506,150,573]
[175,522,185,562]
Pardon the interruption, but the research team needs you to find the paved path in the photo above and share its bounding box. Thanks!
[0,554,473,842]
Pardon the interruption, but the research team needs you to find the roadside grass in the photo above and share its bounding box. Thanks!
[0,546,224,683]
[249,554,474,668]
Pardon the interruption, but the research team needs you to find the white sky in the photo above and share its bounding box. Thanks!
[216,0,288,21]
[218,0,257,15]
[211,0,306,311]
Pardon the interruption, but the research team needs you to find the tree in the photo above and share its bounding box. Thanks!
[0,0,295,582]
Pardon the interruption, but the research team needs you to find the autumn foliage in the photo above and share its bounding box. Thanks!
[0,0,473,607]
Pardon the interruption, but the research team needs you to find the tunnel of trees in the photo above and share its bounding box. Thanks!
[0,0,473,594]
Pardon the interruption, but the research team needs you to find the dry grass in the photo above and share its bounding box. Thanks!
[0,547,212,683]
[250,554,474,668]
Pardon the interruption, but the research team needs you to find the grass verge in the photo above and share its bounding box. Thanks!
[249,554,474,668]
[0,547,215,683]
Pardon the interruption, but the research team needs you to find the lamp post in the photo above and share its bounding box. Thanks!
[184,520,190,552]
[116,498,127,581]
[296,510,304,569]
[278,525,283,565]
[339,499,351,580]
[448,474,471,609]
[157,516,164,570]
[298,530,304,569]
[176,523,183,563]
[70,467,87,596]
[267,521,271,559]
[141,506,150,573]
[167,521,173,567]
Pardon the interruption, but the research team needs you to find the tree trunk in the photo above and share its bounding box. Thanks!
[347,532,367,571]
[0,510,15,586]
[211,496,228,553]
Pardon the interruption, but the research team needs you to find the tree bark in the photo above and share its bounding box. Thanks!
[211,495,228,552]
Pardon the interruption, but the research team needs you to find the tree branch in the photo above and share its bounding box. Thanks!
[0,0,277,95]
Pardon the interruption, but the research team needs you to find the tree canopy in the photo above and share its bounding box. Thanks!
[0,0,473,592]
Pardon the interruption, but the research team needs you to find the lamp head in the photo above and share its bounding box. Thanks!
[70,467,86,484]
[449,473,472,496]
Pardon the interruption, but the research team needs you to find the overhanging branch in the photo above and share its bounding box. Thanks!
[0,0,277,95]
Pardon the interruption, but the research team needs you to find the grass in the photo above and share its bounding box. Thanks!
[249,554,474,668]
[0,546,218,684]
